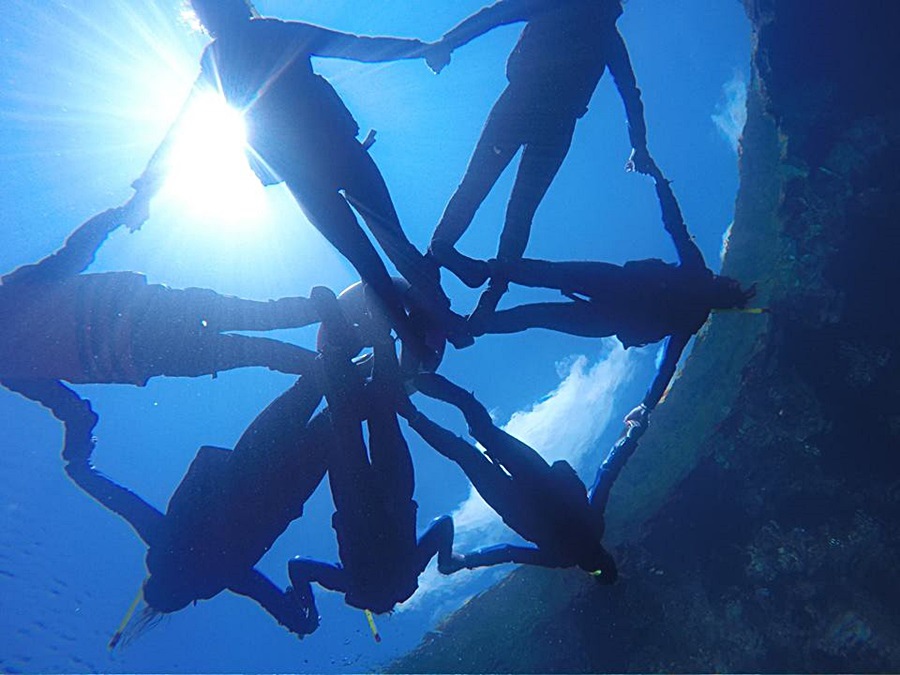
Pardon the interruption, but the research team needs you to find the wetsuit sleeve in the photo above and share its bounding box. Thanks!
[642,332,690,410]
[229,568,319,637]
[288,21,427,62]
[130,75,205,207]
[654,177,707,271]
[605,27,649,152]
[462,543,564,569]
[440,0,547,51]
[1,208,125,284]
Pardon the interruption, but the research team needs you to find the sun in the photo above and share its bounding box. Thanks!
[158,89,268,230]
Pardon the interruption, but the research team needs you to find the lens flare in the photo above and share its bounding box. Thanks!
[159,90,266,228]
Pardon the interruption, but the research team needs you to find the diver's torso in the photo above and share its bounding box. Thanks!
[203,19,359,164]
[332,499,420,612]
[588,259,712,348]
[0,271,148,383]
[506,0,618,116]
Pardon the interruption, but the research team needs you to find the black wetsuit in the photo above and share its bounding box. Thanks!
[431,0,647,265]
[63,374,327,637]
[406,372,627,578]
[136,18,468,351]
[1,208,319,384]
[289,294,456,617]
[479,177,713,410]
[0,208,321,456]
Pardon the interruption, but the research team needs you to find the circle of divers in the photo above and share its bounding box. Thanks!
[0,0,758,648]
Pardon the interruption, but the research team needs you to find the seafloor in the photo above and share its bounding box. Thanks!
[388,1,900,672]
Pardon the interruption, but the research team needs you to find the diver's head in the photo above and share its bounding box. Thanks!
[141,574,194,614]
[577,542,619,585]
[707,275,756,310]
[189,0,255,38]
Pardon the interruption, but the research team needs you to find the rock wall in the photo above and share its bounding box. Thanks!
[388,1,900,671]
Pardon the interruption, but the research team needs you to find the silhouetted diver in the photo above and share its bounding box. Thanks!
[0,206,323,457]
[288,288,459,620]
[129,0,472,358]
[63,371,331,638]
[427,0,657,316]
[403,372,640,579]
[472,175,755,422]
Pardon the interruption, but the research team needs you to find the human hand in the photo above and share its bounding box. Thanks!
[625,147,659,177]
[623,403,649,428]
[122,190,151,232]
[424,40,452,74]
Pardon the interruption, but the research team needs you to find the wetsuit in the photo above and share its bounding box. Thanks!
[63,373,328,637]
[135,18,469,351]
[405,372,624,579]
[1,207,321,384]
[478,177,713,411]
[288,290,457,618]
[0,208,323,455]
[430,0,649,290]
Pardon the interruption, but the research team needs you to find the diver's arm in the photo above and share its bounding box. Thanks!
[297,22,429,62]
[642,332,690,411]
[229,568,319,638]
[654,177,707,271]
[588,420,646,517]
[1,378,99,462]
[605,27,654,174]
[64,460,165,546]
[127,81,204,230]
[461,543,564,570]
[0,378,167,546]
[439,0,545,51]
[1,208,127,284]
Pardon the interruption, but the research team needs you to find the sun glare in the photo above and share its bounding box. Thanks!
[160,90,267,230]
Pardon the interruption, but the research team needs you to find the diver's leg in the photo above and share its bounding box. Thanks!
[319,341,373,515]
[430,88,522,288]
[228,568,319,637]
[135,331,318,379]
[342,154,473,349]
[467,120,577,322]
[414,515,464,575]
[404,403,518,520]
[153,285,320,333]
[475,301,616,338]
[290,184,434,359]
[364,337,414,500]
[459,544,554,570]
[498,259,621,297]
[496,119,577,261]
[341,146,439,297]
[413,373,551,480]
[1,378,97,463]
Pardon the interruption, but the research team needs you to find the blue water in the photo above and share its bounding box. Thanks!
[0,1,749,672]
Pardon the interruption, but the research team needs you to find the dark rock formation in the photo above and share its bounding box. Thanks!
[388,1,900,671]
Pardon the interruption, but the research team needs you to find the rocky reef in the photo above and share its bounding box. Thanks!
[388,1,900,671]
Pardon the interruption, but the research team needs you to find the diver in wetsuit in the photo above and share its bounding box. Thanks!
[0,206,323,458]
[402,372,642,579]
[472,175,756,421]
[63,369,329,638]
[288,288,459,621]
[130,0,471,357]
[427,0,657,314]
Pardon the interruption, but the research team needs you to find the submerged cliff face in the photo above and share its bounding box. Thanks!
[389,1,900,672]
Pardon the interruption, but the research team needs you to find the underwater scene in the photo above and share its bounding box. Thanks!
[1,0,898,673]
